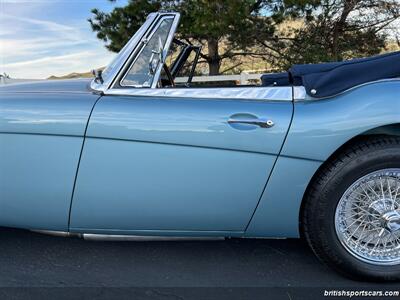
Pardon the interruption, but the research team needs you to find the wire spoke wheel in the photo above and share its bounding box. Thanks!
[335,169,400,265]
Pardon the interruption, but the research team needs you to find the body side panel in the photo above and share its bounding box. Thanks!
[282,81,400,161]
[0,79,92,94]
[245,156,322,238]
[0,90,99,230]
[0,134,82,230]
[0,92,99,136]
[70,137,275,232]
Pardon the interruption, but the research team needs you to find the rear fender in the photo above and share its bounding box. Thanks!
[246,80,400,238]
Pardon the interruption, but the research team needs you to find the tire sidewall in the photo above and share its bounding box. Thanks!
[311,146,400,280]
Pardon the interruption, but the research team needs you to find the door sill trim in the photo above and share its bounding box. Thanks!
[32,230,227,241]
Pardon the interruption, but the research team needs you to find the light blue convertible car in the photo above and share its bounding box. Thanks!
[1,12,400,281]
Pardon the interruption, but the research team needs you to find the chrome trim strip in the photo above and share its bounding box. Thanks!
[31,230,81,238]
[104,86,293,101]
[82,234,224,241]
[31,230,224,241]
[293,86,306,100]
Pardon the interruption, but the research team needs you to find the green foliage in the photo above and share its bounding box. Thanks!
[89,0,279,74]
[175,0,279,74]
[89,0,162,52]
[89,0,400,74]
[271,0,400,68]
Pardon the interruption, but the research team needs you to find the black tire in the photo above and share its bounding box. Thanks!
[302,135,400,281]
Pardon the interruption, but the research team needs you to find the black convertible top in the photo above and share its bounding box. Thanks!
[261,51,400,98]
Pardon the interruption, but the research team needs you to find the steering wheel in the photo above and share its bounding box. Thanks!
[162,64,175,87]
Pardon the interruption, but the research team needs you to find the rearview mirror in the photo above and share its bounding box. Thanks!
[148,36,164,75]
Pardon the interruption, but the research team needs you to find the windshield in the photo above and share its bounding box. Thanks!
[121,17,173,87]
[98,13,158,84]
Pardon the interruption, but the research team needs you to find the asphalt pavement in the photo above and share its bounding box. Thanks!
[0,227,397,299]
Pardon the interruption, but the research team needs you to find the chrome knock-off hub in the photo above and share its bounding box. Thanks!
[382,210,400,233]
[335,169,400,265]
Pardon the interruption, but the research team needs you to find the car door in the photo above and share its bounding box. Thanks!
[70,94,293,234]
[69,13,293,234]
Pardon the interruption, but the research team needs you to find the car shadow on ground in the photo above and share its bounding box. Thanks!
[0,227,397,289]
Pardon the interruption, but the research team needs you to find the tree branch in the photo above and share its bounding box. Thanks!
[220,62,243,74]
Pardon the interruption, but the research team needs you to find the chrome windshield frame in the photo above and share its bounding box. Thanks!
[90,12,180,92]
[118,15,178,88]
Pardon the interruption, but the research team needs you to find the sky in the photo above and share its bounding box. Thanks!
[0,0,129,79]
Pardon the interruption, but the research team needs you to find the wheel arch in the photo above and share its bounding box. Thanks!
[298,122,400,236]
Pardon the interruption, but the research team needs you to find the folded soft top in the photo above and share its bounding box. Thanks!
[261,51,400,98]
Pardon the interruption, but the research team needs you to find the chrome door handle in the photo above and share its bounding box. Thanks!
[227,118,274,128]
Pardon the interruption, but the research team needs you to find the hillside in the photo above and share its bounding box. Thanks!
[47,71,94,80]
